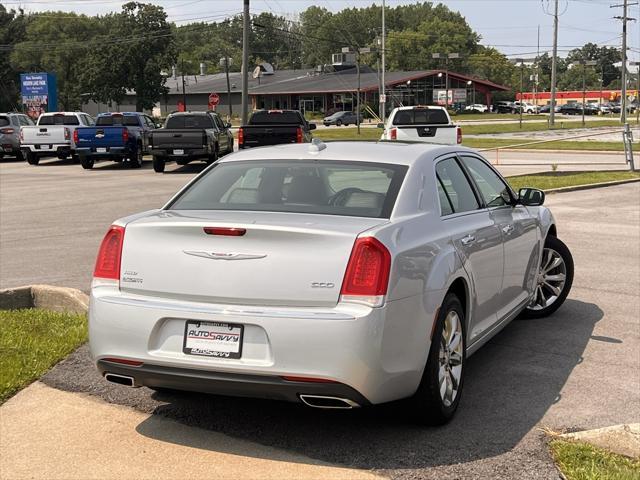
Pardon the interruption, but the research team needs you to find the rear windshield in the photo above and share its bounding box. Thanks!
[392,108,449,125]
[0,117,9,127]
[38,114,80,126]
[249,111,303,125]
[165,115,213,129]
[96,115,140,126]
[168,160,408,219]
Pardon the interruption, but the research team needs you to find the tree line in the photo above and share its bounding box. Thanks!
[0,1,625,113]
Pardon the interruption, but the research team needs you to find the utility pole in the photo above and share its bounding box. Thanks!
[241,0,250,125]
[612,0,638,124]
[181,58,187,110]
[573,59,598,127]
[550,0,559,126]
[344,46,371,135]
[220,56,233,119]
[631,61,640,123]
[380,0,386,123]
[432,53,459,108]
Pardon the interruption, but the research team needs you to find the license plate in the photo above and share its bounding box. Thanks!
[183,321,243,359]
[173,149,184,155]
[96,147,107,153]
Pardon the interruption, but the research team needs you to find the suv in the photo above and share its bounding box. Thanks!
[494,101,515,113]
[513,102,539,114]
[0,113,34,160]
[379,106,461,145]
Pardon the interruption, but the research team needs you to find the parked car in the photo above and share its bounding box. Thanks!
[592,103,612,115]
[494,101,515,113]
[513,102,539,114]
[89,140,573,425]
[558,103,598,116]
[379,106,461,145]
[0,112,34,161]
[607,102,636,114]
[322,111,360,126]
[539,104,561,114]
[464,104,488,113]
[238,109,315,149]
[149,112,234,173]
[74,112,155,169]
[20,111,94,165]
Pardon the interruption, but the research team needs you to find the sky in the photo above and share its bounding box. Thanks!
[4,0,640,61]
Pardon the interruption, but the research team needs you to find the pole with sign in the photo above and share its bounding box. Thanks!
[208,93,220,111]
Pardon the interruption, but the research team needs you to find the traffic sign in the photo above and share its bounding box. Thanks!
[208,92,220,106]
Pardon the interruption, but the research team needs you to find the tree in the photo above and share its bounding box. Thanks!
[0,5,29,111]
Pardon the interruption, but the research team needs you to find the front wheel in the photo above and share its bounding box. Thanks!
[406,293,466,425]
[26,152,39,165]
[521,235,574,319]
[152,155,165,173]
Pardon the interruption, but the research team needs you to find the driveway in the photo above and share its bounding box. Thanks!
[1,158,637,478]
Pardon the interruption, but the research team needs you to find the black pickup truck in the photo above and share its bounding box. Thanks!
[149,111,234,172]
[238,110,315,149]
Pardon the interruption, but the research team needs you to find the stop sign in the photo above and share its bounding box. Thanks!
[208,93,220,108]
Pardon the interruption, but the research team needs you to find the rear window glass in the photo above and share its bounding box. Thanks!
[38,115,80,126]
[96,115,140,126]
[165,115,213,129]
[392,109,449,125]
[0,117,9,127]
[249,111,302,124]
[168,160,408,219]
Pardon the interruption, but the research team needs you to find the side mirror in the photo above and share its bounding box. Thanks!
[225,122,232,129]
[156,123,162,128]
[518,187,545,206]
[309,123,316,130]
[377,122,384,128]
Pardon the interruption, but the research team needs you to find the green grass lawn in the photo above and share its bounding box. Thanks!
[462,119,637,135]
[451,113,548,121]
[0,309,87,403]
[505,170,640,191]
[550,439,640,480]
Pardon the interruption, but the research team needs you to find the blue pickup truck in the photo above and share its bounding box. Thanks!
[74,112,156,169]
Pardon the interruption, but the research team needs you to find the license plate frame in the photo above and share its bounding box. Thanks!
[173,149,185,155]
[183,320,243,359]
[96,147,107,153]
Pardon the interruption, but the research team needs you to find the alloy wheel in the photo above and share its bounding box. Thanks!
[438,310,463,407]
[529,247,567,311]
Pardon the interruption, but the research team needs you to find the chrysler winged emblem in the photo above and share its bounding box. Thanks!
[183,251,267,261]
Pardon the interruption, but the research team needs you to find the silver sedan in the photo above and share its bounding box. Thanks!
[89,140,573,425]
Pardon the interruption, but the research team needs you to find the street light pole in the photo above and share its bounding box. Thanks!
[241,0,250,125]
[432,53,459,108]
[550,0,559,126]
[380,0,386,123]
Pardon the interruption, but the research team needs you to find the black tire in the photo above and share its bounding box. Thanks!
[152,155,165,173]
[26,152,39,165]
[80,155,94,170]
[15,151,24,162]
[129,145,143,168]
[206,144,218,164]
[406,293,466,425]
[520,235,574,319]
[336,119,343,126]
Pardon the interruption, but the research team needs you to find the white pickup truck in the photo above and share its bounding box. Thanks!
[379,106,461,145]
[20,111,95,165]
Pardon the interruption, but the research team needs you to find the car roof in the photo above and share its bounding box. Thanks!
[392,106,447,111]
[168,111,212,116]
[97,112,141,116]
[39,111,84,116]
[221,141,477,166]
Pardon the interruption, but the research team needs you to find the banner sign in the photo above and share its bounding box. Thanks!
[20,73,57,119]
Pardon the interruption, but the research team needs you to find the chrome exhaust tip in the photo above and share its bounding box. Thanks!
[299,394,360,409]
[104,373,136,387]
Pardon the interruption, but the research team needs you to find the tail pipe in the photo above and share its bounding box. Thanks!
[299,394,360,409]
[104,373,136,387]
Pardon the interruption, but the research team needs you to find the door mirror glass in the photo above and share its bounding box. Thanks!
[518,187,545,206]
[309,123,316,130]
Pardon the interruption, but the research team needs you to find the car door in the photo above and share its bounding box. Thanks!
[435,156,504,342]
[141,115,156,153]
[459,154,540,320]
[212,114,228,153]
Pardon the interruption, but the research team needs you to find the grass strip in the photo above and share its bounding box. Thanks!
[0,309,87,403]
[461,119,637,135]
[549,439,640,480]
[505,170,640,191]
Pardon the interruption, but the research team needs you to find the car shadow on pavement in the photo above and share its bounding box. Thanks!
[42,298,602,471]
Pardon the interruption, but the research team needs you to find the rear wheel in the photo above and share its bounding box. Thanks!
[26,152,39,165]
[129,146,143,168]
[15,150,24,162]
[521,235,574,319]
[407,293,466,425]
[152,155,165,173]
[80,155,94,170]
[206,144,218,165]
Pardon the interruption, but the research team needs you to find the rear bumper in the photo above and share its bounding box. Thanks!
[22,144,71,156]
[89,286,431,405]
[76,146,132,159]
[150,147,208,160]
[97,359,370,405]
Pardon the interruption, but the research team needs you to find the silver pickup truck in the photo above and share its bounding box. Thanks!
[20,111,95,165]
[379,106,461,145]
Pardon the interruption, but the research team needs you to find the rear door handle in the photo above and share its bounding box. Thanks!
[502,224,514,235]
[461,234,476,246]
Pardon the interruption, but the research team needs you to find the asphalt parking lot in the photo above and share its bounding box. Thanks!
[1,154,638,479]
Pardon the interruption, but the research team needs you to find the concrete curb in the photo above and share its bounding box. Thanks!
[560,423,640,459]
[544,177,640,194]
[0,285,89,314]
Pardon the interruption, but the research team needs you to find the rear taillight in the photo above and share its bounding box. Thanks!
[64,127,70,141]
[390,128,397,140]
[122,128,129,143]
[93,225,125,281]
[238,127,244,147]
[456,126,462,144]
[296,127,303,143]
[73,129,79,144]
[0,128,15,134]
[340,237,391,307]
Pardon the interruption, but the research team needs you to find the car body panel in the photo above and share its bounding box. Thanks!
[1,113,33,157]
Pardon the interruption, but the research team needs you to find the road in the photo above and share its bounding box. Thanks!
[0,153,633,291]
[1,154,638,478]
